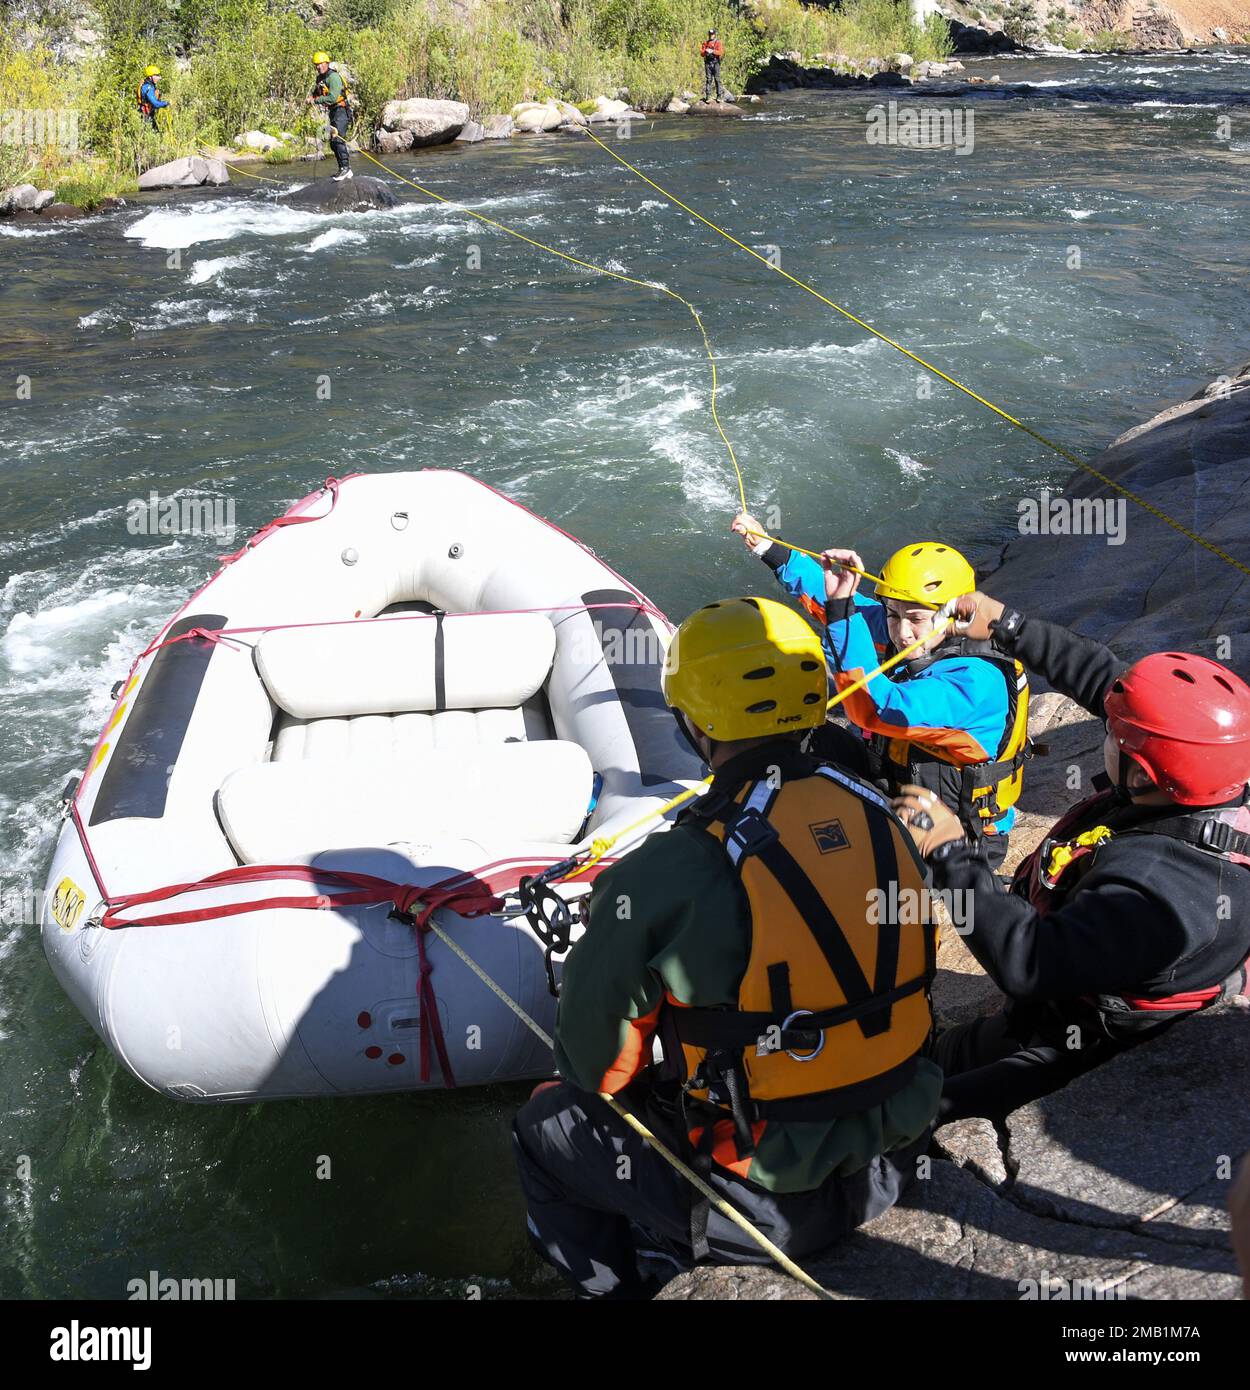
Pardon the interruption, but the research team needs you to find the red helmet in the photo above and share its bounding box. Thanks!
[1104,652,1250,805]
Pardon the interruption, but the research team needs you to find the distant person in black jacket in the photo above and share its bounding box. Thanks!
[891,592,1250,1123]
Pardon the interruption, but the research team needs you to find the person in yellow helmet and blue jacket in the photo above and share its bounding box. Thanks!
[512,596,941,1299]
[733,515,1029,866]
[137,65,169,131]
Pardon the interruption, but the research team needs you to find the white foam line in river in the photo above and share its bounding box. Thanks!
[123,187,553,252]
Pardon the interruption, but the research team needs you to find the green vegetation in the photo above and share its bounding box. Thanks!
[1080,27,1137,51]
[3,0,955,205]
[1001,0,1038,47]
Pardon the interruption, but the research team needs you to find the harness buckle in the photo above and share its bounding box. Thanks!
[726,808,778,861]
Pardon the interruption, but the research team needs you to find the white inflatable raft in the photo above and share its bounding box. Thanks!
[42,472,702,1102]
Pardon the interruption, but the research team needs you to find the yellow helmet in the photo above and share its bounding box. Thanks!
[143,65,162,78]
[875,542,975,608]
[662,597,827,741]
[312,51,331,65]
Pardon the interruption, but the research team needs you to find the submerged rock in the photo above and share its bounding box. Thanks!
[686,100,744,117]
[280,175,399,214]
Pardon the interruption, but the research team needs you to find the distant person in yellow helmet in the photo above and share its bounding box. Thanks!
[512,596,941,1299]
[137,65,169,132]
[733,517,1030,866]
[307,51,352,181]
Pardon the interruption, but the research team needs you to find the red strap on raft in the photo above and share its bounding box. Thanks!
[102,865,505,1089]
[218,476,344,567]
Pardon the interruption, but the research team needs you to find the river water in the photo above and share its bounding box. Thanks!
[1,48,1248,1298]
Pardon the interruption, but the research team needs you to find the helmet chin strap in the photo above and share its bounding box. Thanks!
[673,708,711,765]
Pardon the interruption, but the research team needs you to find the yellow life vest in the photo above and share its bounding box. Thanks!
[665,762,936,1151]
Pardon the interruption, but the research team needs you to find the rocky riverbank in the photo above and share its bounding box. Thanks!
[660,358,1250,1300]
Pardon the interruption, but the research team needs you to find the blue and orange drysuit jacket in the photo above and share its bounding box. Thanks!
[758,541,1026,843]
[138,78,169,116]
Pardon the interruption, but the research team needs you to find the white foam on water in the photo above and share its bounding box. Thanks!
[77,308,124,329]
[125,198,329,250]
[187,253,253,284]
[137,297,257,330]
[0,221,76,239]
[302,227,368,253]
[593,199,667,217]
[1066,209,1094,219]
[884,447,927,478]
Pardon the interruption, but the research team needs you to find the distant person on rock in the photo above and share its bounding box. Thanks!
[307,51,352,181]
[889,591,1250,1124]
[137,65,169,132]
[701,28,725,103]
[733,519,1030,867]
[513,598,941,1298]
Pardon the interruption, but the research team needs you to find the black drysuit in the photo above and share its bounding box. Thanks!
[927,614,1250,1122]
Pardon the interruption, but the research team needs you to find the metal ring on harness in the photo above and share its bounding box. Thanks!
[781,1009,825,1062]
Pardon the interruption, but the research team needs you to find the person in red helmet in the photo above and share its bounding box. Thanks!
[890,591,1250,1123]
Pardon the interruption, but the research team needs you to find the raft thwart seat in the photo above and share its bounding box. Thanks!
[217,741,595,863]
[256,610,557,719]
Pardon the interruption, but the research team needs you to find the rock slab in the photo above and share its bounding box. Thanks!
[661,1005,1247,1299]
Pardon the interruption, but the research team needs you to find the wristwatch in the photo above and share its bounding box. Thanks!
[989,607,1024,650]
[929,837,972,864]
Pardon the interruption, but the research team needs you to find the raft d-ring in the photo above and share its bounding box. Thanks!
[391,511,409,531]
[781,1009,825,1063]
[448,542,464,559]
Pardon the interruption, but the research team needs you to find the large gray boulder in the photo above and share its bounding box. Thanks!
[280,175,399,214]
[138,156,229,190]
[455,120,486,143]
[374,128,413,154]
[1,183,42,212]
[984,359,1250,665]
[378,97,468,147]
[482,114,514,139]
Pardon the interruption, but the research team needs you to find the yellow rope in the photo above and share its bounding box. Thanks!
[578,126,1250,581]
[354,147,749,513]
[421,912,835,1299]
[219,158,288,184]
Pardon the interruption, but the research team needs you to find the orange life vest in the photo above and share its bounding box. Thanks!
[663,762,936,1166]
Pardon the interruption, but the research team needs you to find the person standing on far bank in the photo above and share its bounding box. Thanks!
[701,29,725,103]
[307,51,353,181]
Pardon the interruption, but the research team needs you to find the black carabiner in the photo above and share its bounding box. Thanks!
[517,864,581,997]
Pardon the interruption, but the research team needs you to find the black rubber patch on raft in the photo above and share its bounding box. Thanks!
[581,588,704,789]
[89,613,228,825]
